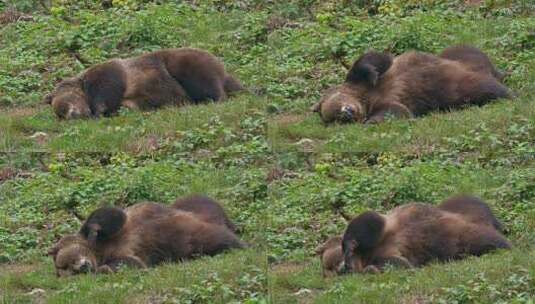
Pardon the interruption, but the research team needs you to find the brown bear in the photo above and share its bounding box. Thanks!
[315,235,344,277]
[340,195,510,274]
[44,48,243,119]
[49,198,244,277]
[312,45,511,124]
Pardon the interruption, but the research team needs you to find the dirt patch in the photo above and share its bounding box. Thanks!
[0,167,16,182]
[464,0,484,6]
[400,294,432,304]
[0,167,34,184]
[0,263,40,276]
[271,262,307,276]
[266,15,302,33]
[296,289,322,304]
[265,166,299,183]
[4,106,40,118]
[128,134,161,154]
[0,8,34,26]
[272,114,303,127]
[28,132,49,146]
[129,294,167,304]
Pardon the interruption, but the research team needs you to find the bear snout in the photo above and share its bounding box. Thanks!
[73,258,95,274]
[66,105,91,120]
[339,105,356,123]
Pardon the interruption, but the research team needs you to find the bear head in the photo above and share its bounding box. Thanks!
[44,77,92,120]
[313,51,393,124]
[48,234,97,277]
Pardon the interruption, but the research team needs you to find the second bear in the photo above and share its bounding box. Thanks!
[312,45,510,124]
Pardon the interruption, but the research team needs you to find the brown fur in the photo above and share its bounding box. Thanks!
[341,196,510,274]
[440,45,505,81]
[437,195,503,232]
[313,45,511,124]
[47,234,102,277]
[44,48,244,119]
[315,235,344,277]
[172,195,237,232]
[50,200,245,277]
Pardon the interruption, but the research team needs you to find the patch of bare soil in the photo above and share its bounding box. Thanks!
[0,8,33,26]
[0,167,34,183]
[272,114,303,127]
[128,134,161,154]
[4,106,40,118]
[0,167,16,182]
[0,263,40,276]
[265,166,299,183]
[464,0,484,6]
[400,295,432,304]
[271,262,307,276]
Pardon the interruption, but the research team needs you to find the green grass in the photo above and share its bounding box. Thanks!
[1,0,534,303]
[1,249,269,304]
[1,95,267,152]
[271,249,534,304]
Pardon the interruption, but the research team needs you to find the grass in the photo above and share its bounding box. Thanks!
[1,249,269,304]
[1,96,267,152]
[1,0,534,303]
[271,249,534,304]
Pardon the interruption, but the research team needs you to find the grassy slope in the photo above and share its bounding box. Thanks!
[1,1,534,303]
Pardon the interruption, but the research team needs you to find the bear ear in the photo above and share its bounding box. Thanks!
[346,63,379,86]
[79,207,127,244]
[345,51,393,86]
[43,93,53,105]
[83,223,102,247]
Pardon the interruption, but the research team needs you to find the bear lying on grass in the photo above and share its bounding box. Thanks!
[312,45,511,124]
[44,48,243,120]
[48,196,245,277]
[317,195,510,275]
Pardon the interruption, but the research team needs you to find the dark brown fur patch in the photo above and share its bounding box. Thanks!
[172,195,237,232]
[346,51,393,86]
[82,61,127,116]
[343,211,385,255]
[79,207,127,244]
[440,45,505,81]
[438,195,503,232]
